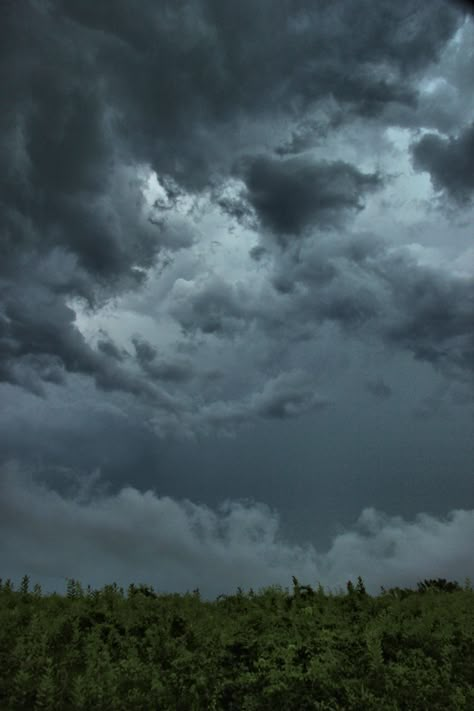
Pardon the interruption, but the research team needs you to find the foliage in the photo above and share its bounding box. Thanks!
[0,575,473,709]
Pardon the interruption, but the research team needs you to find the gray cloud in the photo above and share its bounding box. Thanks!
[239,155,383,238]
[0,0,467,407]
[97,336,126,362]
[56,0,459,190]
[253,370,328,420]
[0,279,191,415]
[133,338,184,383]
[249,245,268,262]
[2,0,463,210]
[411,122,474,204]
[382,258,474,377]
[174,370,329,437]
[215,188,258,230]
[450,1,473,14]
[1,0,472,603]
[137,348,195,384]
[366,379,393,400]
[263,235,474,381]
[168,276,251,336]
[1,461,472,600]
[132,337,158,365]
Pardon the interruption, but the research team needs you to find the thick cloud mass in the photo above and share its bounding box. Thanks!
[239,155,383,237]
[1,462,473,599]
[1,0,473,594]
[264,234,474,381]
[411,122,474,204]
[1,0,471,406]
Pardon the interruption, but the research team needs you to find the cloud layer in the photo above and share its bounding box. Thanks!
[1,462,472,599]
[1,0,472,433]
[1,1,473,595]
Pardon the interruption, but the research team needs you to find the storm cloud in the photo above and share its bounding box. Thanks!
[1,0,473,596]
[239,155,383,237]
[1,0,470,407]
[1,461,472,599]
[411,121,474,204]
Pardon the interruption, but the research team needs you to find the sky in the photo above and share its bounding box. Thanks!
[1,0,473,600]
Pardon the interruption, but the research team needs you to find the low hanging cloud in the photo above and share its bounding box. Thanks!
[1,461,472,599]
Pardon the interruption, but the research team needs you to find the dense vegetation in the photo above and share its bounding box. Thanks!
[1,574,473,710]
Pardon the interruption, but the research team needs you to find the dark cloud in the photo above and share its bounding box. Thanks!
[132,337,158,365]
[215,188,257,230]
[1,2,156,286]
[0,0,472,601]
[0,0,471,435]
[168,276,250,336]
[359,260,472,380]
[1,461,472,599]
[0,0,466,402]
[145,361,194,384]
[238,155,383,238]
[383,262,474,378]
[97,337,126,362]
[2,0,463,202]
[449,0,474,14]
[249,246,268,261]
[135,344,195,384]
[410,122,474,204]
[275,117,339,157]
[366,379,393,400]
[0,284,93,391]
[262,235,474,381]
[0,280,187,412]
[0,384,167,499]
[253,370,329,420]
[179,371,329,437]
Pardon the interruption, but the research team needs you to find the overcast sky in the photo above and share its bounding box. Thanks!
[1,0,473,600]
